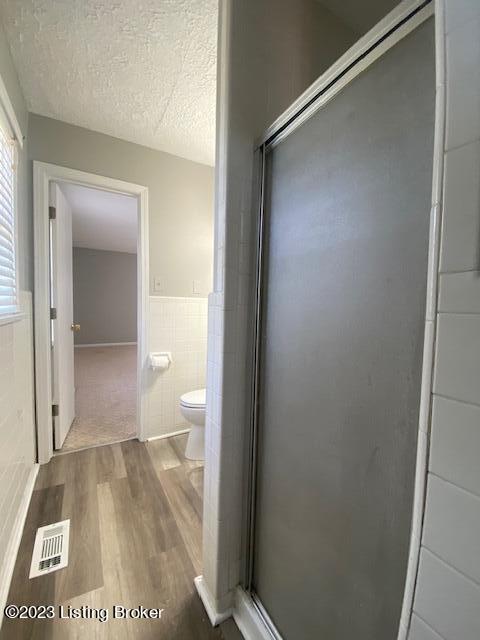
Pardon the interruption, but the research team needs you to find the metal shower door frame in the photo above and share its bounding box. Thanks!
[243,1,440,638]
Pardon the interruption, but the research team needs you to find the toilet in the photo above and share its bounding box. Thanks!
[180,388,206,460]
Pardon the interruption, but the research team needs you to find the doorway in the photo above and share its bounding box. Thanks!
[50,181,139,452]
[34,163,149,464]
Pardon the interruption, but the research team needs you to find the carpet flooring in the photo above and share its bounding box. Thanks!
[61,345,137,452]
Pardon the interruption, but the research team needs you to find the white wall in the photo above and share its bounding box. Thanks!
[146,296,208,439]
[0,22,37,623]
[201,0,357,616]
[409,2,480,639]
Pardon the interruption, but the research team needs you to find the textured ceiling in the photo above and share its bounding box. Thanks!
[319,0,400,35]
[62,183,138,254]
[0,0,218,165]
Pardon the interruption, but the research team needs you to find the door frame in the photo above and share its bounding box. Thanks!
[33,161,149,464]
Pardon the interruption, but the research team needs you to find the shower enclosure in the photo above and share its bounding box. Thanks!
[245,4,436,639]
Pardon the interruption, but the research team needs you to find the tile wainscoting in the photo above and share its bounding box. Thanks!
[0,292,38,625]
[145,296,208,440]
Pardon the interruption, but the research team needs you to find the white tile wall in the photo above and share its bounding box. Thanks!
[410,2,480,638]
[0,292,37,598]
[414,550,480,640]
[445,16,480,150]
[445,0,480,34]
[146,296,208,439]
[434,313,480,404]
[430,396,480,495]
[423,474,480,583]
[440,140,480,272]
[438,271,480,314]
[409,615,444,640]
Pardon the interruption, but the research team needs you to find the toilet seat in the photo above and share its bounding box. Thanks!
[180,388,206,409]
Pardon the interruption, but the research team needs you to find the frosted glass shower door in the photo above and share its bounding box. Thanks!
[251,18,435,640]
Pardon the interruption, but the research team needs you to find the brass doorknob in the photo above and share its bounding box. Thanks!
[71,323,81,332]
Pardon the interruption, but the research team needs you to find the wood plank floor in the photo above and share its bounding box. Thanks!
[1,435,241,640]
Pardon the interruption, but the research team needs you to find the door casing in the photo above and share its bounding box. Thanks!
[33,161,149,464]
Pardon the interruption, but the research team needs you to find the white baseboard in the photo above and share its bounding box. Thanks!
[194,575,233,626]
[75,342,137,348]
[146,428,190,442]
[0,464,39,629]
[234,588,276,640]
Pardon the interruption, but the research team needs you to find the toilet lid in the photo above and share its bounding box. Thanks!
[180,388,206,408]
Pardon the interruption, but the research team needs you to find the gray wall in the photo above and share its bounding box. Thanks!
[73,248,137,345]
[227,0,356,146]
[410,4,480,640]
[28,113,214,297]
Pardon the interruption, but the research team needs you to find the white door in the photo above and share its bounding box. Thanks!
[50,182,75,449]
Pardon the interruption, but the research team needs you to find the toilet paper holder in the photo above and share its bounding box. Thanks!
[149,352,172,370]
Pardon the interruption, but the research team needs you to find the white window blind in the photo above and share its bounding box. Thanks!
[0,119,17,316]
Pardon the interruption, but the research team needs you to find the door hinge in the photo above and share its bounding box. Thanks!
[49,206,56,220]
[50,307,57,320]
[52,404,59,417]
